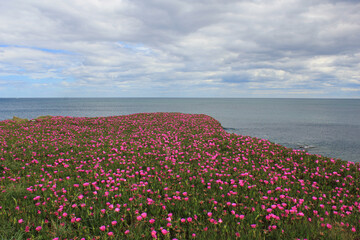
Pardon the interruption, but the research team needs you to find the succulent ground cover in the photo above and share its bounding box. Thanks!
[0,112,359,240]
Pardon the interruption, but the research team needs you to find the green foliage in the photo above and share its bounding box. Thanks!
[0,113,359,240]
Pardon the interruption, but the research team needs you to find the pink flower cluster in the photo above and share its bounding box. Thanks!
[0,113,359,239]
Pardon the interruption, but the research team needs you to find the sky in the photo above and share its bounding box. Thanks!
[0,0,360,98]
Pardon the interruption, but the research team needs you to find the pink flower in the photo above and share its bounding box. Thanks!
[149,219,155,224]
[326,224,332,229]
[141,212,147,218]
[33,196,40,201]
[161,229,168,235]
[137,215,143,221]
[207,212,212,217]
[351,227,356,232]
[111,221,117,226]
[251,224,257,228]
[35,226,42,231]
[125,230,130,235]
[108,232,114,236]
[99,225,106,231]
[18,219,24,224]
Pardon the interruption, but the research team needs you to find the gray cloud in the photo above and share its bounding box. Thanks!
[0,0,359,97]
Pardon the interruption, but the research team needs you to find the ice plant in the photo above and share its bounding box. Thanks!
[0,113,359,239]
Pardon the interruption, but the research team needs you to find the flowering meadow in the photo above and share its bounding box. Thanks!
[0,113,359,240]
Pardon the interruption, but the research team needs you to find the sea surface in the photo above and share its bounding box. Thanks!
[0,98,359,163]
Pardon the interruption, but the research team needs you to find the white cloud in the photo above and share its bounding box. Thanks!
[341,88,360,92]
[0,0,359,97]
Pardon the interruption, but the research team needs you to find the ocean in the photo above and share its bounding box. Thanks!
[0,98,359,162]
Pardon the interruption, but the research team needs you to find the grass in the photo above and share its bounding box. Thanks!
[0,113,359,239]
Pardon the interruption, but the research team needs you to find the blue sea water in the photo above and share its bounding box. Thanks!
[0,98,359,163]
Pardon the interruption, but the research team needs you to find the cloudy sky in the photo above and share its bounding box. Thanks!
[0,0,359,98]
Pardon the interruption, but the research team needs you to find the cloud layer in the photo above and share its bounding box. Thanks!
[1,0,359,97]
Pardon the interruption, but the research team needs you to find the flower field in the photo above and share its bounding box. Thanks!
[0,112,359,239]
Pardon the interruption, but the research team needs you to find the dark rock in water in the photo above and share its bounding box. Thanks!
[298,145,315,150]
[223,127,237,131]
